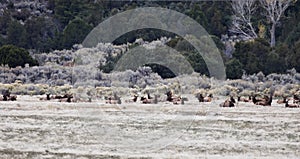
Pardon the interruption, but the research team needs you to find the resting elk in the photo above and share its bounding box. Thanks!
[141,93,158,104]
[285,99,299,108]
[105,93,121,104]
[220,96,235,107]
[166,91,184,105]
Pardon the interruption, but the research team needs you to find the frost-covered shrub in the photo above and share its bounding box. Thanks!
[110,70,134,88]
[242,73,258,83]
[55,79,66,86]
[266,73,282,82]
[274,85,286,97]
[239,89,254,96]
[95,87,113,97]
[211,85,236,96]
[259,81,273,92]
[280,74,295,85]
[193,75,211,90]
[287,68,297,76]
[227,79,254,90]
[109,67,162,89]
[53,85,72,95]
[256,72,265,82]
[293,73,300,83]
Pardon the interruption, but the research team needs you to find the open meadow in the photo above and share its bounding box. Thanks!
[0,95,299,159]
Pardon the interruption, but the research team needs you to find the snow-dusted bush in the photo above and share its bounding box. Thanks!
[256,72,265,82]
[109,67,162,89]
[212,84,237,96]
[293,73,300,84]
[227,79,255,91]
[2,40,300,97]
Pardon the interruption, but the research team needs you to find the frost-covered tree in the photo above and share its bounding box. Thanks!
[230,0,258,40]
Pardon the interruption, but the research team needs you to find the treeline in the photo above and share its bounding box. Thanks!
[0,1,234,51]
[0,1,300,79]
[226,38,300,79]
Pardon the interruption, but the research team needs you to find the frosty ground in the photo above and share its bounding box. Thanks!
[0,95,299,159]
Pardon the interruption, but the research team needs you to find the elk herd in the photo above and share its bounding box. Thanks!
[218,93,300,108]
[1,89,300,108]
[0,90,17,101]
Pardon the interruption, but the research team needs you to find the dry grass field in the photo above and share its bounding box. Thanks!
[0,95,300,159]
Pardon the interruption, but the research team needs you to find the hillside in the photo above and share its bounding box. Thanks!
[1,0,300,79]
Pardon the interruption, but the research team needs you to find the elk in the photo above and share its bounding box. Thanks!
[204,94,213,102]
[293,94,300,104]
[59,94,74,103]
[1,90,17,101]
[0,95,8,101]
[277,96,287,104]
[105,93,121,104]
[195,93,204,102]
[125,95,138,103]
[238,96,251,102]
[255,94,273,106]
[252,95,264,105]
[285,100,299,108]
[166,91,183,104]
[220,97,235,107]
[40,94,51,101]
[141,94,158,104]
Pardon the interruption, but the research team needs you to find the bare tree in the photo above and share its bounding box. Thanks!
[260,0,294,47]
[230,0,258,40]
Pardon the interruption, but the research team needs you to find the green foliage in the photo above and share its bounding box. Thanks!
[285,22,300,46]
[233,39,295,76]
[225,58,243,79]
[264,52,285,74]
[24,17,55,52]
[62,18,93,49]
[182,51,209,76]
[0,1,300,79]
[0,10,12,35]
[53,0,73,26]
[99,53,122,73]
[175,39,195,52]
[145,64,176,79]
[0,45,38,68]
[113,29,176,45]
[287,40,300,72]
[233,38,270,75]
[186,4,208,29]
[11,9,31,21]
[168,38,209,76]
[100,61,115,73]
[6,20,27,48]
[265,44,289,74]
[279,0,300,44]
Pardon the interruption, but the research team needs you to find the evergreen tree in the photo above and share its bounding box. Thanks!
[62,18,93,49]
[226,58,243,79]
[6,21,27,48]
[0,45,38,68]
